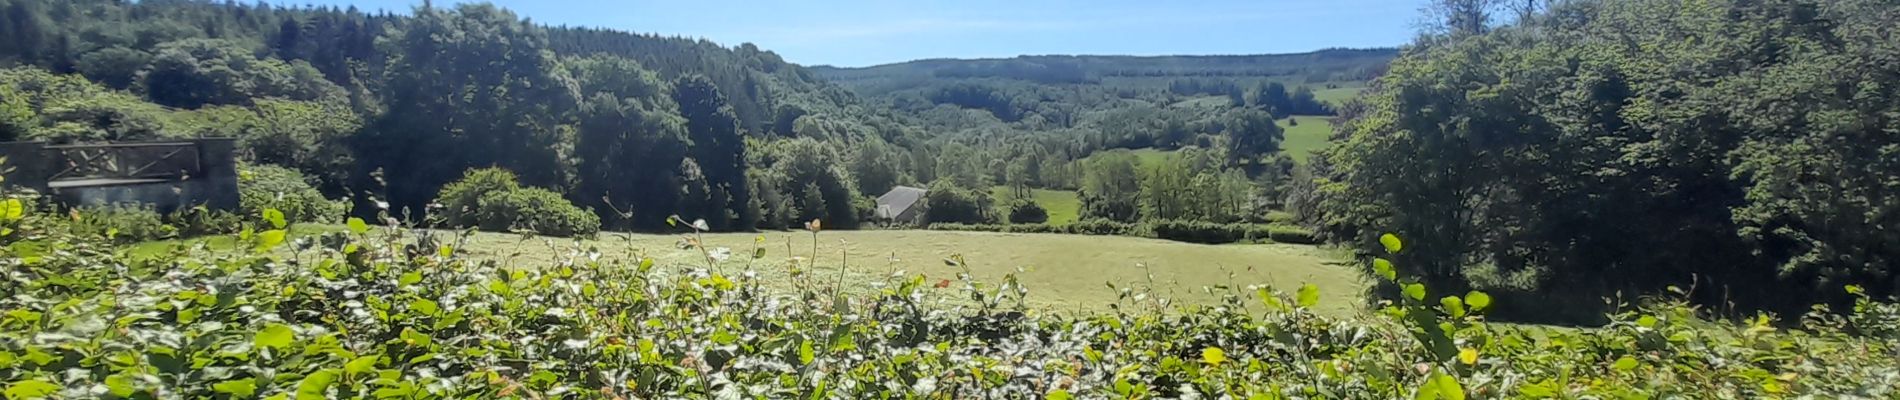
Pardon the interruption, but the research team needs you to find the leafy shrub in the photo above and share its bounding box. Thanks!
[924,180,993,224]
[3,222,1896,398]
[1067,218,1140,236]
[1263,211,1297,224]
[472,186,601,237]
[1006,200,1049,224]
[1145,219,1248,244]
[435,168,599,236]
[435,168,523,227]
[238,164,346,225]
[166,206,246,237]
[65,205,176,243]
[1266,224,1320,244]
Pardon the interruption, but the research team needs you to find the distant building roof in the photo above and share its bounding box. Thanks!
[875,185,927,221]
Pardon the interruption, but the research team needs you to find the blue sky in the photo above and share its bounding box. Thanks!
[279,0,1430,67]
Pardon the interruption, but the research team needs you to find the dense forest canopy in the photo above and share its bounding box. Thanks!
[1305,0,1900,323]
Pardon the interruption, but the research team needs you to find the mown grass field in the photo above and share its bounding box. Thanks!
[988,186,1081,225]
[131,226,1367,316]
[1278,115,1337,163]
[1313,87,1365,106]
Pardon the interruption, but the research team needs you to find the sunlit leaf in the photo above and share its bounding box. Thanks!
[1373,258,1397,281]
[212,378,257,397]
[255,323,295,349]
[1202,347,1227,365]
[262,208,286,229]
[1458,348,1478,365]
[1297,283,1320,308]
[347,217,370,234]
[5,380,59,399]
[1440,296,1466,318]
[1464,291,1491,312]
[297,369,339,398]
[256,229,286,251]
[0,199,23,222]
[1403,283,1426,301]
[1613,356,1639,372]
[1380,233,1403,254]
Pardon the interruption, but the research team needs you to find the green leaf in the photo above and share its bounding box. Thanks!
[213,378,258,397]
[1047,389,1074,400]
[410,299,440,316]
[1380,233,1404,254]
[5,379,59,399]
[0,199,24,222]
[1636,315,1658,328]
[399,271,423,286]
[256,229,287,251]
[105,374,137,397]
[1612,356,1639,372]
[345,356,378,375]
[1440,296,1466,318]
[1201,347,1227,365]
[1257,287,1287,311]
[1403,283,1427,301]
[1373,258,1397,281]
[1414,372,1465,400]
[798,339,816,365]
[297,369,340,398]
[1296,283,1320,308]
[347,217,370,234]
[262,208,286,229]
[255,323,295,349]
[1464,291,1491,312]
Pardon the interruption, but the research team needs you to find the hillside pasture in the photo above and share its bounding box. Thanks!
[1278,115,1337,163]
[989,186,1082,225]
[132,227,1367,316]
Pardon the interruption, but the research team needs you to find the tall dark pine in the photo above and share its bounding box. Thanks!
[673,75,754,230]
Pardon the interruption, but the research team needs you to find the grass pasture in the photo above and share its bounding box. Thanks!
[989,186,1082,225]
[1313,87,1365,106]
[1278,115,1337,163]
[130,227,1367,316]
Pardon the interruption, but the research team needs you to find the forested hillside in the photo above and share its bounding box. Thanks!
[805,50,1394,229]
[0,0,1391,239]
[1302,0,1900,323]
[0,0,907,231]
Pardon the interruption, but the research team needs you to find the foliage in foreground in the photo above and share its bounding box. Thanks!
[1,204,1897,399]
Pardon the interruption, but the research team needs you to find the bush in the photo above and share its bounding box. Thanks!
[1263,211,1297,224]
[436,168,600,236]
[1006,200,1049,224]
[239,164,346,225]
[167,206,246,237]
[924,180,993,224]
[436,168,523,227]
[1266,224,1320,244]
[1066,219,1140,236]
[1145,219,1248,244]
[67,205,176,243]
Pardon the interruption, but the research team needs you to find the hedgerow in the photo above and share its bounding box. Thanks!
[0,200,1897,398]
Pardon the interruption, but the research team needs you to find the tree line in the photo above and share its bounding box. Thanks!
[1297,0,1900,323]
[0,0,901,232]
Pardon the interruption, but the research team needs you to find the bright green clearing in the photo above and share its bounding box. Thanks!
[1277,115,1336,163]
[130,227,1367,316]
[1126,148,1174,165]
[989,186,1081,225]
[1313,87,1364,106]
